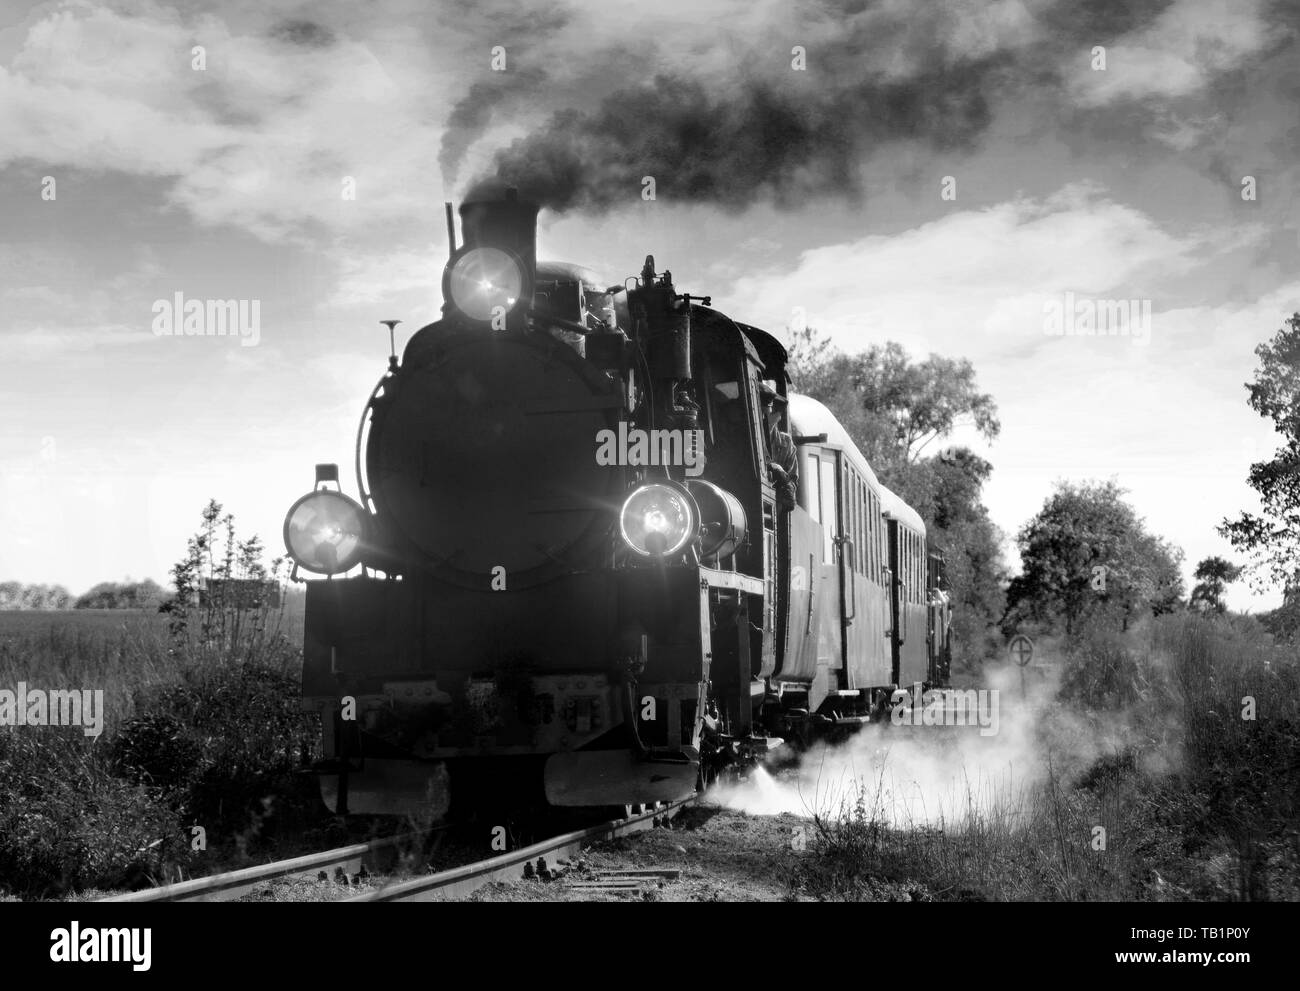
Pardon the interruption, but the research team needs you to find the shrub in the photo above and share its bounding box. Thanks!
[112,659,320,837]
[0,730,187,897]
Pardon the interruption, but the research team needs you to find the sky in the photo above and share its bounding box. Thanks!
[0,0,1297,612]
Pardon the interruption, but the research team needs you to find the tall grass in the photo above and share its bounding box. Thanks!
[804,613,1300,901]
[0,595,317,898]
[0,503,319,899]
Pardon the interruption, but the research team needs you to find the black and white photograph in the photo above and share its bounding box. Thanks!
[0,0,1294,969]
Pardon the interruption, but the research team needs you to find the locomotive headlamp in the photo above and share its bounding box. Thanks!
[619,482,699,558]
[443,245,530,322]
[283,490,368,575]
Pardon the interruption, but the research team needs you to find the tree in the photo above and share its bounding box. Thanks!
[0,582,74,610]
[1006,480,1185,635]
[1260,587,1300,644]
[166,499,287,663]
[1220,313,1300,591]
[1189,556,1242,614]
[790,328,1000,468]
[74,579,165,609]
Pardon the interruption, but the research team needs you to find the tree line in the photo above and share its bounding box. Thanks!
[0,579,167,611]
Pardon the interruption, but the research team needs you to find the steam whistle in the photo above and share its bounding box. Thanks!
[381,320,401,371]
[632,255,698,429]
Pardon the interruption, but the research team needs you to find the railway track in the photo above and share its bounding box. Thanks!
[97,830,430,903]
[96,799,692,903]
[346,798,693,902]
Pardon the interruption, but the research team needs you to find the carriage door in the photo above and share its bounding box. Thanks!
[835,454,866,692]
[806,448,843,698]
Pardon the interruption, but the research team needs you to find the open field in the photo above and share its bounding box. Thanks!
[0,602,304,646]
[0,608,168,641]
[0,599,304,726]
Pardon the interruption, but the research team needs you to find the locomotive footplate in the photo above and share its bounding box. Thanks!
[316,759,452,818]
[543,750,697,807]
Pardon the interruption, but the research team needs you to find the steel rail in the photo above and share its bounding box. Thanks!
[345,798,693,902]
[97,831,427,903]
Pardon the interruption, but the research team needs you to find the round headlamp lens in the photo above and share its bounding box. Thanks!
[283,491,367,574]
[619,483,697,557]
[446,247,525,321]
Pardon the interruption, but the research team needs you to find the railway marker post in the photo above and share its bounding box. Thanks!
[1009,634,1034,699]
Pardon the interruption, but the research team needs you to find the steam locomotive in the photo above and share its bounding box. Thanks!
[282,181,951,817]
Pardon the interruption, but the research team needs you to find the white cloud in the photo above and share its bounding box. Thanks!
[0,322,152,361]
[723,183,1228,353]
[1,1,457,240]
[1066,0,1282,108]
[328,244,444,307]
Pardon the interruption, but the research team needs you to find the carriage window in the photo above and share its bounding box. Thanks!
[913,532,921,601]
[917,536,923,600]
[857,485,865,574]
[910,532,917,602]
[859,485,866,574]
[875,493,882,582]
[906,532,914,602]
[905,533,912,601]
[909,535,920,598]
[850,475,861,573]
[857,481,868,572]
[920,537,927,598]
[820,459,836,561]
[845,470,855,572]
[912,533,918,602]
[903,532,909,602]
[857,481,868,567]
[899,530,906,601]
[896,526,903,598]
[862,484,870,576]
[915,535,922,600]
[868,490,877,581]
[804,453,820,522]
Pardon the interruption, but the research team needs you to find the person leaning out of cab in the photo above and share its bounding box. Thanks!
[759,381,798,511]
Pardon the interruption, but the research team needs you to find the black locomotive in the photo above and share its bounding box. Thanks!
[282,181,951,817]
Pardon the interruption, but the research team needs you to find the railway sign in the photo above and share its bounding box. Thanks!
[1009,634,1034,667]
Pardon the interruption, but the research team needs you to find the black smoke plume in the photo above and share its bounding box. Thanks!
[459,0,1197,213]
[487,62,998,213]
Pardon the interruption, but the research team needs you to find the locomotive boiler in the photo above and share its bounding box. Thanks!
[282,181,951,818]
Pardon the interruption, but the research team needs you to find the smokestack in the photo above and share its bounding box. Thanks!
[457,178,540,284]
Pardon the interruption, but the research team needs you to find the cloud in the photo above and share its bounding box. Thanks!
[1065,0,1285,108]
[722,182,1232,354]
[0,248,169,359]
[0,323,152,361]
[1,1,450,240]
[327,244,445,307]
